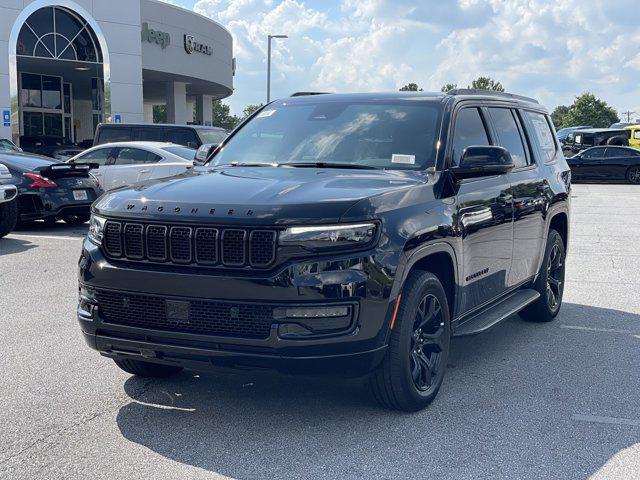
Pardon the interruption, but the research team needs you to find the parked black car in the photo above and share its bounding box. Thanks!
[78,90,570,411]
[19,136,84,160]
[556,125,591,143]
[93,124,228,150]
[567,146,640,184]
[0,152,101,225]
[564,128,629,155]
[0,162,18,237]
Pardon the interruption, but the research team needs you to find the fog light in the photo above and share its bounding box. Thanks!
[277,306,349,319]
[78,286,97,317]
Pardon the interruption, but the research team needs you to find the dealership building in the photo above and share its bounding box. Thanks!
[0,0,234,145]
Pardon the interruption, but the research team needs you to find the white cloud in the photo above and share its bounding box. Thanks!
[187,0,640,117]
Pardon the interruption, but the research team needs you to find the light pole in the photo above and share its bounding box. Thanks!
[267,34,288,103]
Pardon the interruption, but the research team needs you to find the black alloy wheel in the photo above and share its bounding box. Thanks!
[546,241,565,312]
[627,166,640,185]
[409,294,447,392]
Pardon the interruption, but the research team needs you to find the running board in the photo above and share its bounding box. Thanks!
[453,289,540,337]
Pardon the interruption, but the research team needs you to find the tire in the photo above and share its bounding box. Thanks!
[521,229,566,322]
[42,216,57,226]
[113,358,183,378]
[369,271,451,411]
[606,136,629,146]
[0,199,18,238]
[626,166,640,185]
[62,212,90,225]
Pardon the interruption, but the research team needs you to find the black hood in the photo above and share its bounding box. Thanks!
[93,166,428,225]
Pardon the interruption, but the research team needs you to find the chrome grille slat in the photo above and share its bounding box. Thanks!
[102,221,277,268]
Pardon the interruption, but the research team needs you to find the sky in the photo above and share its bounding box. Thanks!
[161,0,640,120]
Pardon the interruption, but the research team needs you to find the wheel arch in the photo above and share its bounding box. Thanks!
[548,211,569,250]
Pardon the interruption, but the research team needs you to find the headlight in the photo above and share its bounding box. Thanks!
[279,222,377,251]
[87,214,106,245]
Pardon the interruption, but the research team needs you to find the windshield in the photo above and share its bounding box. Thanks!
[197,130,228,145]
[162,146,196,160]
[210,100,442,170]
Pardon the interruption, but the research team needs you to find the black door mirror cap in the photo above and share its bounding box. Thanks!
[451,145,515,180]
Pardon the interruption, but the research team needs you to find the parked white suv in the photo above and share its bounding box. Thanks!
[0,162,18,238]
[68,142,196,191]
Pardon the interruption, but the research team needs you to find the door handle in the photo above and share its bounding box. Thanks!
[139,169,151,174]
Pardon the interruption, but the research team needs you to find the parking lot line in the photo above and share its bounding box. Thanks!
[560,325,640,335]
[7,234,84,242]
[572,414,640,427]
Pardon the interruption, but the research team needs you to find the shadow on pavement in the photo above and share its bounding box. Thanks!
[115,303,640,479]
[12,219,88,239]
[0,236,38,255]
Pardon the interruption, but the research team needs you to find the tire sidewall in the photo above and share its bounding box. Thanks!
[391,272,451,407]
[537,229,566,316]
[627,166,640,185]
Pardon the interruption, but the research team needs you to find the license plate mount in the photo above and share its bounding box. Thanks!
[73,190,88,201]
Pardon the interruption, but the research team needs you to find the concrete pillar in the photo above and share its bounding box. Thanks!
[195,95,213,126]
[144,104,154,123]
[165,82,188,125]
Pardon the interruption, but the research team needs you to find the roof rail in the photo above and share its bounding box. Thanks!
[446,88,539,104]
[290,91,331,97]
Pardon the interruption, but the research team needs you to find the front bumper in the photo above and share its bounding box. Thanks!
[78,239,397,376]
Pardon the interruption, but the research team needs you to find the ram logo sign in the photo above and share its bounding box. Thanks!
[184,34,213,56]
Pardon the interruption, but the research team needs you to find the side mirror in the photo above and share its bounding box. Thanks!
[450,146,514,180]
[194,143,218,164]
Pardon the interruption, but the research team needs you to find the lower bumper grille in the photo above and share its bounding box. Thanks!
[95,290,274,339]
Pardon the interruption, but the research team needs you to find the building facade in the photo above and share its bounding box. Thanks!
[0,0,234,145]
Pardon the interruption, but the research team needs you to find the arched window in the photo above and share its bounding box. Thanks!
[16,6,103,63]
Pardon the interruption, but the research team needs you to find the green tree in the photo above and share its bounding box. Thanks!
[468,76,504,92]
[550,105,570,129]
[399,83,423,92]
[562,93,619,128]
[242,104,263,118]
[212,100,240,130]
[440,83,458,93]
[153,105,166,124]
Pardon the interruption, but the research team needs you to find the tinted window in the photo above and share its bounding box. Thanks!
[75,148,113,165]
[197,129,227,145]
[162,146,196,160]
[0,140,19,152]
[114,148,154,165]
[212,101,442,170]
[582,148,605,159]
[452,108,490,165]
[166,128,198,147]
[633,130,640,140]
[605,147,638,158]
[133,127,165,142]
[97,127,132,144]
[488,108,528,168]
[526,112,557,162]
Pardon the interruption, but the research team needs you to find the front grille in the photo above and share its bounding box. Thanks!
[95,290,273,339]
[103,221,278,268]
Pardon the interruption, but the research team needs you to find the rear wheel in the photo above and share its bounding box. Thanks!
[62,212,90,225]
[0,200,18,238]
[113,358,183,378]
[369,271,451,411]
[521,229,566,322]
[627,166,640,185]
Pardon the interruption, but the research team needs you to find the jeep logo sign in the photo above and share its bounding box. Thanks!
[141,23,170,49]
[184,34,213,56]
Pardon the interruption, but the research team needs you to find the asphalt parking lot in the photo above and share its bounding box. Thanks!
[1,183,639,480]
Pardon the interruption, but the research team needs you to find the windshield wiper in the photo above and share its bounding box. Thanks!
[282,162,378,170]
[216,162,279,167]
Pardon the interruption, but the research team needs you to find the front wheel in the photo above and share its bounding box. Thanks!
[369,271,451,411]
[0,200,18,238]
[521,229,566,322]
[627,166,640,185]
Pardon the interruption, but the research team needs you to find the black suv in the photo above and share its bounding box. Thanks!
[78,90,570,411]
[93,123,228,150]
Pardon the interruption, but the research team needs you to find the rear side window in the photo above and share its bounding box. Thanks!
[114,148,157,165]
[166,128,198,147]
[97,127,132,144]
[525,112,557,163]
[582,148,605,159]
[633,130,640,140]
[133,127,165,142]
[605,147,637,158]
[488,108,528,168]
[452,107,490,166]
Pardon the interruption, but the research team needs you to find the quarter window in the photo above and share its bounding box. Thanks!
[525,111,557,163]
[488,108,528,168]
[452,108,490,166]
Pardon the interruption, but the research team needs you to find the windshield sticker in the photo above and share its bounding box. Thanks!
[257,109,276,118]
[392,154,416,165]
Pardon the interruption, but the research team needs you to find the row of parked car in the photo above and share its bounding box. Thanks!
[0,124,228,238]
[556,123,640,184]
